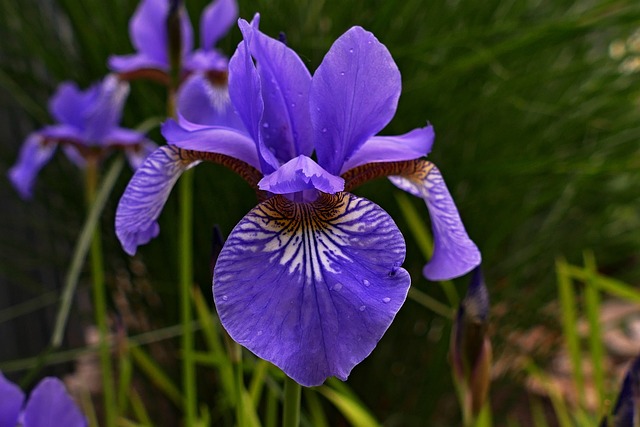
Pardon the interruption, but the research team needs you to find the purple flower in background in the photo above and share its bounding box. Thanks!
[7,75,155,199]
[108,0,238,78]
[115,16,481,386]
[601,356,640,426]
[0,372,87,427]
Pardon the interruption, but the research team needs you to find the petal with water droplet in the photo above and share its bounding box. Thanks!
[213,192,410,386]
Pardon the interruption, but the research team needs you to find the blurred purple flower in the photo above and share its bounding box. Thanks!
[7,75,155,199]
[115,16,480,386]
[601,356,640,426]
[0,372,87,427]
[108,0,238,78]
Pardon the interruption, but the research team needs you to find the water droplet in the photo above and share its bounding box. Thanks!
[321,128,328,133]
[290,102,296,107]
[359,305,366,311]
[340,71,345,76]
[222,295,228,301]
[362,279,370,287]
[349,48,354,53]
[333,283,343,291]
[382,297,391,303]
[262,122,270,128]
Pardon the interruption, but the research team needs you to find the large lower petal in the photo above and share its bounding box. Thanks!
[0,372,24,427]
[214,192,410,386]
[22,378,87,427]
[312,26,401,175]
[389,161,481,281]
[116,145,200,255]
[7,134,57,200]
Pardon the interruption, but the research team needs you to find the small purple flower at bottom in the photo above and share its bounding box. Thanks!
[0,372,87,427]
[115,16,481,386]
[7,74,155,200]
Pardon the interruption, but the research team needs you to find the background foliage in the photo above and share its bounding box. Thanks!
[1,0,640,425]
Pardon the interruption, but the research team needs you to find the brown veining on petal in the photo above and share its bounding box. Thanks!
[171,145,268,199]
[341,158,434,191]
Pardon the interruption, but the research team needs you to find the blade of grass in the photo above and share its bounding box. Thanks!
[556,257,585,407]
[51,156,124,348]
[317,384,380,427]
[582,251,605,413]
[304,389,329,427]
[129,344,183,408]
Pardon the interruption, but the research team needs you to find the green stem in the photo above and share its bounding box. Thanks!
[234,348,245,427]
[283,376,301,427]
[179,169,197,425]
[85,158,116,427]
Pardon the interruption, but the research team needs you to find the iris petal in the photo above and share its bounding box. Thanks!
[200,0,238,50]
[258,155,344,195]
[161,120,260,169]
[116,145,200,255]
[8,134,57,200]
[22,378,87,427]
[83,75,129,143]
[341,125,435,174]
[214,192,410,386]
[176,73,244,129]
[110,0,193,72]
[312,26,401,175]
[48,82,96,129]
[389,162,480,280]
[238,17,314,162]
[228,39,279,173]
[0,372,24,427]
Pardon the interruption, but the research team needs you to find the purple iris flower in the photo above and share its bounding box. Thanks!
[108,0,238,78]
[8,75,155,200]
[115,16,481,386]
[601,356,640,426]
[0,372,87,427]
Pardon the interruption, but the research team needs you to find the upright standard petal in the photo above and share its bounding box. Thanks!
[0,372,24,427]
[602,356,640,427]
[8,135,57,200]
[48,82,97,129]
[238,18,314,162]
[22,378,87,427]
[214,192,410,386]
[176,73,244,130]
[228,38,279,173]
[200,0,238,50]
[312,26,401,175]
[109,0,193,72]
[116,145,200,255]
[83,75,130,143]
[389,161,480,280]
[258,155,344,195]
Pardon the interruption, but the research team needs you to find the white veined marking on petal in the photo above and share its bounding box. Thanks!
[244,194,387,282]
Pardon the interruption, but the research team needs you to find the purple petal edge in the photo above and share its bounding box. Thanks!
[389,162,481,281]
[214,192,410,386]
